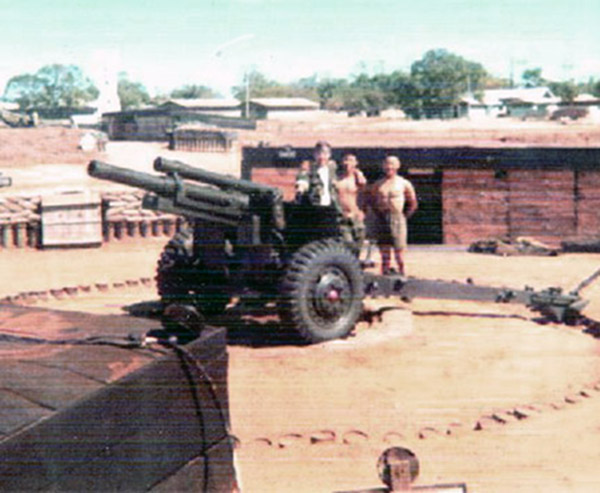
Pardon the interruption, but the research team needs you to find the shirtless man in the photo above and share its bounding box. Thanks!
[336,153,367,248]
[371,155,418,275]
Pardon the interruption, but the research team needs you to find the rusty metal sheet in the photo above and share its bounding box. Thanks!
[0,304,234,492]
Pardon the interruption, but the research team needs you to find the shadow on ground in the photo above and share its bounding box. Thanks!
[123,299,305,348]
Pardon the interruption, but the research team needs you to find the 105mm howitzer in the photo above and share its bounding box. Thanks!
[89,158,358,343]
[88,157,594,344]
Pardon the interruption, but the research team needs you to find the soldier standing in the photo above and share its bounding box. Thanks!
[370,155,418,275]
[336,153,367,250]
[295,141,338,207]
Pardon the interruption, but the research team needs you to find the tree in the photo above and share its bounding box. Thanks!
[287,76,319,101]
[317,78,348,109]
[323,73,386,114]
[2,74,43,109]
[170,84,218,99]
[117,75,151,109]
[577,78,600,98]
[410,49,488,118]
[231,69,320,108]
[232,70,280,101]
[369,70,421,117]
[521,68,546,88]
[3,64,98,109]
[483,74,512,90]
[549,81,578,103]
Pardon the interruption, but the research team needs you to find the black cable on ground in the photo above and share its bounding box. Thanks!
[155,338,234,493]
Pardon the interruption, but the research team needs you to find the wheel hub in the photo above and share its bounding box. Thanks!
[313,269,351,320]
[327,289,340,301]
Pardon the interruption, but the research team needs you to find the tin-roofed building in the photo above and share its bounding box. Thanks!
[465,87,560,120]
[159,98,241,117]
[102,99,255,141]
[248,97,321,120]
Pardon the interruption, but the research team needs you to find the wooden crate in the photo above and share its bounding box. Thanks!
[41,191,102,247]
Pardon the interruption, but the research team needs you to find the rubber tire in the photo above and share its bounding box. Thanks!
[156,226,229,316]
[279,238,364,344]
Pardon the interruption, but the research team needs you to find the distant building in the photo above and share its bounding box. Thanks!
[247,98,321,120]
[158,98,241,117]
[102,99,254,141]
[464,87,560,120]
[0,101,19,112]
[569,93,600,122]
[572,93,600,104]
[379,108,407,119]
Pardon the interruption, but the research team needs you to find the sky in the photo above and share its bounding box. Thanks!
[1,0,599,98]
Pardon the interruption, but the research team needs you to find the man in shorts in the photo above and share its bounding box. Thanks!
[371,155,418,275]
[336,153,367,250]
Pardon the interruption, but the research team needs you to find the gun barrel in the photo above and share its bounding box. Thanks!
[88,160,174,195]
[154,157,280,196]
[88,160,249,209]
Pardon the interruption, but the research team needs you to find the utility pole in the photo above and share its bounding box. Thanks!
[245,71,250,119]
[213,34,255,117]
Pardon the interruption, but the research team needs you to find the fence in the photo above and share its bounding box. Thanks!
[168,128,237,152]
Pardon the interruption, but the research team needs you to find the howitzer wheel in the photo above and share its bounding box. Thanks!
[279,238,364,344]
[156,227,229,316]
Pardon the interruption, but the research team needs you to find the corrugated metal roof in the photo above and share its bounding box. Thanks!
[0,101,19,111]
[575,93,600,103]
[463,87,560,106]
[162,98,241,109]
[249,97,319,109]
[483,87,560,105]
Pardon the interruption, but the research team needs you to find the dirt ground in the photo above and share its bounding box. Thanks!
[2,123,600,492]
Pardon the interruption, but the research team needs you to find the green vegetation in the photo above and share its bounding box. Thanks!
[231,50,596,119]
[3,64,98,110]
[3,50,599,118]
[117,74,151,110]
[170,85,218,99]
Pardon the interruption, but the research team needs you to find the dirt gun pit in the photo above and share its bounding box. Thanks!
[2,240,600,492]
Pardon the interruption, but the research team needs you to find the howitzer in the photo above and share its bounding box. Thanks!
[89,158,352,343]
[89,157,594,344]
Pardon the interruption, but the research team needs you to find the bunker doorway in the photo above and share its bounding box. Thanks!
[406,169,442,244]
